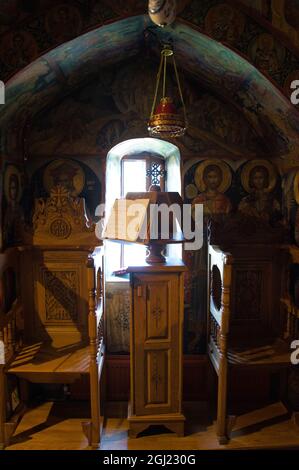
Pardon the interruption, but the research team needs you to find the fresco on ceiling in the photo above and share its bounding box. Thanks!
[183,158,282,354]
[0,30,38,70]
[155,22,299,160]
[2,57,61,159]
[180,0,299,88]
[0,0,27,33]
[284,0,299,29]
[27,58,262,158]
[271,0,299,50]
[0,0,298,100]
[248,33,286,78]
[0,16,145,157]
[239,0,271,18]
[45,4,83,43]
[2,16,299,162]
[204,3,245,45]
[0,0,118,77]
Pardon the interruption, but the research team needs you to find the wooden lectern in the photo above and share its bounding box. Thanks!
[126,260,186,437]
[104,187,186,437]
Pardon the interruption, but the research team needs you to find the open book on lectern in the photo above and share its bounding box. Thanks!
[102,198,151,244]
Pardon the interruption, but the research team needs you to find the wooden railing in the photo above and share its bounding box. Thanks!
[0,249,23,367]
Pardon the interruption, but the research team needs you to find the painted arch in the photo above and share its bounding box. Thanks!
[1,15,299,164]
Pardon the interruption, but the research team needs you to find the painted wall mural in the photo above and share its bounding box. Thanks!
[106,282,130,353]
[190,160,232,216]
[28,157,103,224]
[238,159,281,223]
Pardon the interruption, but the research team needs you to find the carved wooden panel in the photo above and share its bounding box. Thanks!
[133,272,181,416]
[30,251,89,347]
[233,269,263,320]
[146,282,169,340]
[146,350,169,405]
[43,270,78,321]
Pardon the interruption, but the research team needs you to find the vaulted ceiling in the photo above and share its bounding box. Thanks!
[1,0,299,165]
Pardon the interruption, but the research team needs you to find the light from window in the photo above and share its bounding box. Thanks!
[122,159,147,267]
[122,160,147,196]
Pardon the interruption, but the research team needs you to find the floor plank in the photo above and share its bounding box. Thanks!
[6,401,299,450]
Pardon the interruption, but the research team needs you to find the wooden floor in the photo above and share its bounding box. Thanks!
[6,401,299,450]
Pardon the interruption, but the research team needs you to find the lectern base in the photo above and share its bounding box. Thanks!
[128,404,185,438]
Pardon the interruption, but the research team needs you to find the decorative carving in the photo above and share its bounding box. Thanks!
[233,270,262,320]
[44,270,78,321]
[96,267,103,305]
[50,219,71,239]
[106,284,130,353]
[151,297,163,329]
[98,315,104,343]
[31,184,95,241]
[151,353,162,399]
[210,314,220,347]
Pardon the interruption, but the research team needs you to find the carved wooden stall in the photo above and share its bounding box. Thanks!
[0,185,105,449]
[207,216,293,444]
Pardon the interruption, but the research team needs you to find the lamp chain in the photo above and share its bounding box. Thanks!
[163,52,167,98]
[150,53,163,119]
[172,54,187,124]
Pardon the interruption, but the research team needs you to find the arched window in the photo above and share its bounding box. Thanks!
[105,138,181,279]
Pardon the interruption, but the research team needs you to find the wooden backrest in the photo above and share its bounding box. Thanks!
[208,215,285,344]
[20,185,103,348]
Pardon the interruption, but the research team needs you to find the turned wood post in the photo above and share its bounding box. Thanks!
[217,254,232,443]
[87,254,100,448]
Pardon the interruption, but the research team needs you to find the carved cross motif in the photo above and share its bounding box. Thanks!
[151,354,162,398]
[151,297,163,329]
